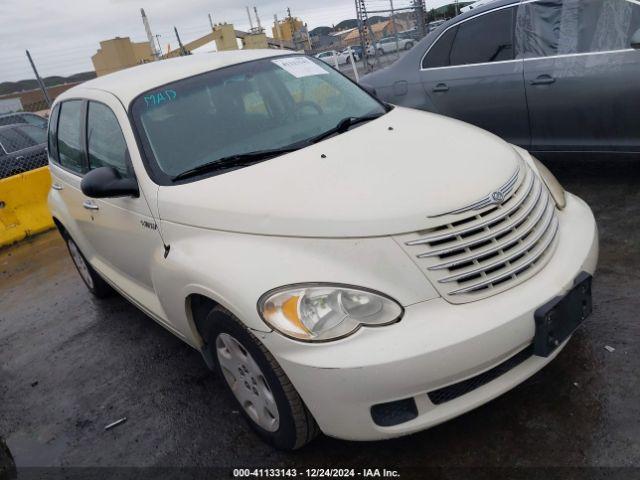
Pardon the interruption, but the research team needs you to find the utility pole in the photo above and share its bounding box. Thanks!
[155,34,163,56]
[413,0,427,38]
[253,6,264,33]
[174,26,187,55]
[246,6,255,32]
[26,50,51,108]
[305,23,313,50]
[141,8,160,60]
[287,7,296,48]
[208,13,214,31]
[390,0,400,59]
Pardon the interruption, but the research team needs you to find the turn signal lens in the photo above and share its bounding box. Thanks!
[533,157,566,210]
[258,285,403,342]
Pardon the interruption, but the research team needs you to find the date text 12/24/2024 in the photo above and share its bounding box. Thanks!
[233,468,400,478]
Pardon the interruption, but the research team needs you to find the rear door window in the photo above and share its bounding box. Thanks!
[449,8,515,66]
[56,100,85,174]
[422,26,458,68]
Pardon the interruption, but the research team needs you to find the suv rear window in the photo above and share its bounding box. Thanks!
[0,125,46,154]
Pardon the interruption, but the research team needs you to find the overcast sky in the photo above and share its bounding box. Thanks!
[1,0,451,83]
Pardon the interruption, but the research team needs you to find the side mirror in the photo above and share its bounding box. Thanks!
[81,166,139,199]
[632,29,640,49]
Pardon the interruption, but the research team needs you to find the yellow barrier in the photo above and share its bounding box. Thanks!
[0,167,54,248]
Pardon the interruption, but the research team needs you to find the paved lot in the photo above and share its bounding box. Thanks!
[1,155,639,473]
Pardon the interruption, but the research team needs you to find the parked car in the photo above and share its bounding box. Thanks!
[426,19,446,33]
[0,112,48,129]
[315,50,343,65]
[316,48,360,67]
[398,28,420,40]
[361,0,640,153]
[48,50,597,450]
[368,36,415,55]
[338,46,362,62]
[347,45,364,60]
[0,123,48,179]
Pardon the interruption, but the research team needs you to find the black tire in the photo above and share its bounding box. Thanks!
[405,42,414,50]
[205,306,319,450]
[63,234,112,298]
[377,48,385,56]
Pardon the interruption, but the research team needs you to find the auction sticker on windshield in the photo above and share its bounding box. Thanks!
[272,56,328,78]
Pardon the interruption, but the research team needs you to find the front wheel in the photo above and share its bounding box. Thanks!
[206,306,319,450]
[405,42,414,50]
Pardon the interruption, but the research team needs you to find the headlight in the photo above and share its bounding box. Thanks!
[533,157,566,210]
[258,284,403,342]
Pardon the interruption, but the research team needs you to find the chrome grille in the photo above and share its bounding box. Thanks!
[396,165,559,303]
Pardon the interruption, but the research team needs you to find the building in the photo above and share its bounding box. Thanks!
[0,83,83,112]
[272,16,304,43]
[91,37,155,77]
[342,20,403,46]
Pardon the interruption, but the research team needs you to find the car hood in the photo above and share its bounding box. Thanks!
[157,107,523,238]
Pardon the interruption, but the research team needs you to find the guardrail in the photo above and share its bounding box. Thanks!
[0,166,54,248]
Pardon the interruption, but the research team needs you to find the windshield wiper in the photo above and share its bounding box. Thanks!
[172,146,302,181]
[171,113,385,181]
[307,113,385,145]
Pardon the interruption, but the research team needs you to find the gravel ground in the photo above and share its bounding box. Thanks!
[0,155,639,476]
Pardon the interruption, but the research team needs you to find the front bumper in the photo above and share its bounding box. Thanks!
[259,193,598,441]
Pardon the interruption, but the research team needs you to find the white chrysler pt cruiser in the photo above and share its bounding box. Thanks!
[47,50,598,449]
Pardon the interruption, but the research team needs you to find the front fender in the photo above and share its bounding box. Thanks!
[152,221,440,345]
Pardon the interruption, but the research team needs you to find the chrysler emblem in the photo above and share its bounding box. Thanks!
[491,191,505,204]
[429,166,520,218]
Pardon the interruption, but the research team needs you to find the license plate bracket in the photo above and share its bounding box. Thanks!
[534,272,593,357]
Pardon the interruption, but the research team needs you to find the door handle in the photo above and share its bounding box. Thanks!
[83,200,99,211]
[51,183,64,191]
[530,74,556,86]
[433,83,449,93]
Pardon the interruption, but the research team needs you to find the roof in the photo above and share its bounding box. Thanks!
[343,20,400,42]
[330,27,357,37]
[57,49,291,107]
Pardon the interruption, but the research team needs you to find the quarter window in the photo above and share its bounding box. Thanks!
[87,102,130,177]
[57,100,85,174]
[516,0,640,58]
[47,104,60,161]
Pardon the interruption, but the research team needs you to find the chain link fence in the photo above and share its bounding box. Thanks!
[0,123,49,179]
[0,148,48,179]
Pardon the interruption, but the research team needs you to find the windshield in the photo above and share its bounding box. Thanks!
[131,55,386,182]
